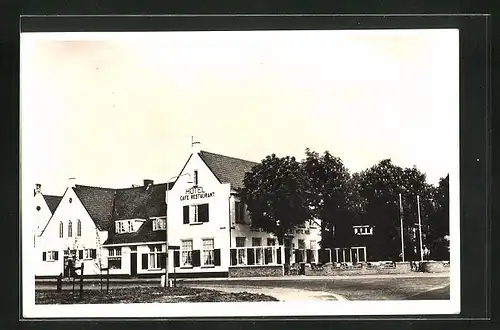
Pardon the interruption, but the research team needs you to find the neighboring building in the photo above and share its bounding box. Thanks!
[32,183,62,248]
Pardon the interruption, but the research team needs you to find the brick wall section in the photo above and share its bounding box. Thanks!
[304,262,411,276]
[420,261,450,273]
[228,265,284,277]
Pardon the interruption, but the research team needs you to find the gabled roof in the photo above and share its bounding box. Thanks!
[43,195,62,214]
[199,150,259,190]
[73,183,170,232]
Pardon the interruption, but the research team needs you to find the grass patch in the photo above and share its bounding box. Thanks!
[35,286,278,304]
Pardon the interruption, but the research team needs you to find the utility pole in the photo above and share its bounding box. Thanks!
[399,193,405,262]
[417,195,424,262]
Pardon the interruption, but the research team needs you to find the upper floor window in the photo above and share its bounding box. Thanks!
[235,201,246,224]
[115,220,137,233]
[353,225,374,236]
[152,217,166,231]
[68,221,73,237]
[194,170,199,186]
[77,220,82,237]
[183,204,209,224]
[59,222,63,238]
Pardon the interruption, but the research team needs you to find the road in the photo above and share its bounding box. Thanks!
[36,273,450,301]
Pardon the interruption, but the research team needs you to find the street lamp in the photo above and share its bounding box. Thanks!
[164,172,192,288]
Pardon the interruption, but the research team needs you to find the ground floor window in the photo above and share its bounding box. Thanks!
[332,246,367,263]
[148,245,164,269]
[181,239,193,267]
[202,238,214,266]
[108,247,122,269]
[235,237,246,265]
[230,245,282,266]
[42,251,59,262]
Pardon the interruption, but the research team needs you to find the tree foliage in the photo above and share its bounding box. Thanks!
[238,154,310,243]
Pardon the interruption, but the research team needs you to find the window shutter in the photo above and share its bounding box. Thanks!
[174,250,180,267]
[306,249,312,263]
[294,249,300,263]
[91,249,97,259]
[199,204,209,222]
[42,252,46,261]
[214,249,221,266]
[318,249,325,263]
[247,248,255,265]
[230,249,237,266]
[159,252,166,269]
[54,251,59,261]
[192,250,201,267]
[78,250,84,260]
[141,254,148,269]
[183,206,189,224]
[277,248,282,264]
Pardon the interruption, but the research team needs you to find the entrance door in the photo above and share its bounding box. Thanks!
[130,252,137,276]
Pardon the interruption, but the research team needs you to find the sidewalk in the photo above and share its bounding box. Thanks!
[186,284,347,302]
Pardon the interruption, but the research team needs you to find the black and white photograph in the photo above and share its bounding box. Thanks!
[21,28,460,318]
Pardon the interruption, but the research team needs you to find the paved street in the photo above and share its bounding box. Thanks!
[36,273,449,301]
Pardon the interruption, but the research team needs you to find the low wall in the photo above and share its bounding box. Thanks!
[304,262,411,276]
[228,265,284,278]
[420,261,450,273]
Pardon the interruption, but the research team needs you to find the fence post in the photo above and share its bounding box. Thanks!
[56,273,62,293]
[106,268,109,294]
[79,263,84,300]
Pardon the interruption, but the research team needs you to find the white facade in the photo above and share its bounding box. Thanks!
[35,187,108,277]
[32,190,54,247]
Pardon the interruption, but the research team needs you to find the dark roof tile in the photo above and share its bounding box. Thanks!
[43,195,62,214]
[73,186,116,231]
[199,150,258,190]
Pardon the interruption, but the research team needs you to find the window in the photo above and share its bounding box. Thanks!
[194,170,199,186]
[83,248,96,260]
[108,247,122,269]
[115,220,138,233]
[152,218,166,231]
[148,245,163,269]
[310,240,317,263]
[43,251,59,262]
[68,221,72,237]
[77,220,81,237]
[181,240,193,267]
[202,239,215,266]
[235,201,245,224]
[236,237,246,265]
[252,238,263,264]
[354,225,373,236]
[185,204,209,224]
[59,222,63,238]
[267,238,276,246]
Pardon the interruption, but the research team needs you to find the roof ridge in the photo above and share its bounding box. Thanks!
[200,150,259,165]
[75,183,167,191]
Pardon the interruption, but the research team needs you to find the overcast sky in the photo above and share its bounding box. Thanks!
[21,29,459,196]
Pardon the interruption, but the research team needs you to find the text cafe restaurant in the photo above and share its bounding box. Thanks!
[166,149,322,278]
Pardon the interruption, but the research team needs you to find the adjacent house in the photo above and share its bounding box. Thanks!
[32,183,62,248]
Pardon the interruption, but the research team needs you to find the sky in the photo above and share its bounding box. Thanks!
[20,29,459,196]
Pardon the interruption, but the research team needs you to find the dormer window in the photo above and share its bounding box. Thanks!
[353,225,374,236]
[152,217,166,231]
[115,220,140,234]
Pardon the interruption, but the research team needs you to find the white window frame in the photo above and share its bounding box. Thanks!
[76,219,82,237]
[59,222,63,238]
[181,239,193,267]
[202,238,215,266]
[148,244,163,269]
[83,248,93,260]
[68,220,73,237]
[46,251,57,262]
[353,225,374,236]
[235,237,246,265]
[127,220,134,232]
[107,247,122,269]
[152,217,166,231]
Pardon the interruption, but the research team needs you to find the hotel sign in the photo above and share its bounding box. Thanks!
[180,186,215,201]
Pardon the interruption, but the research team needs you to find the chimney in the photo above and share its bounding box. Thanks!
[143,179,154,187]
[68,177,76,188]
[34,183,41,196]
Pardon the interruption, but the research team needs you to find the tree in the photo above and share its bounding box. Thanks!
[426,174,450,260]
[238,154,310,244]
[300,149,352,249]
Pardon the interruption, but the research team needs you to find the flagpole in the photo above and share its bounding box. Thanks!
[417,195,424,262]
[399,193,405,262]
